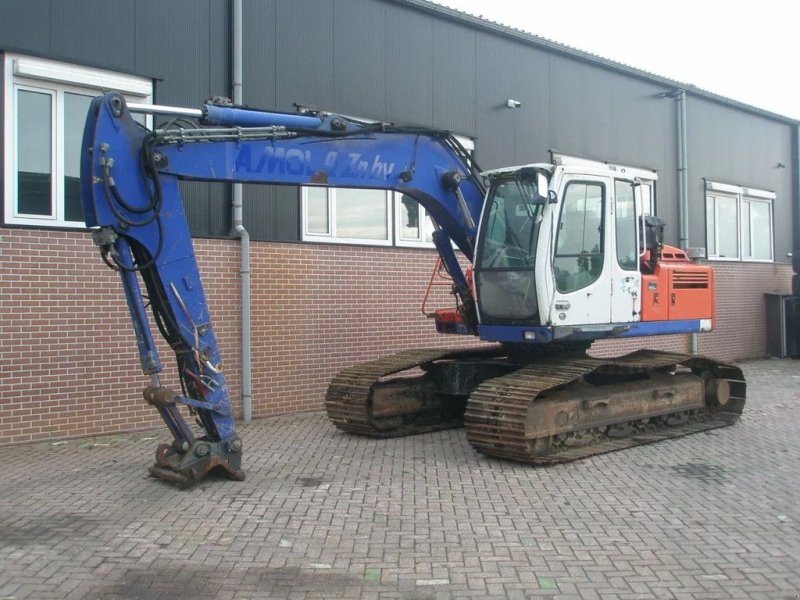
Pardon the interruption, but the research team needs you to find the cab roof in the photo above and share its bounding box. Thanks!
[481,163,554,179]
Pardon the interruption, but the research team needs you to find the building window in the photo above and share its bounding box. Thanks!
[302,187,393,246]
[741,197,773,261]
[302,188,443,248]
[3,54,152,227]
[705,180,774,262]
[396,194,436,248]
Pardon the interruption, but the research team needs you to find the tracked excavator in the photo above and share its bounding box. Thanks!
[81,93,745,485]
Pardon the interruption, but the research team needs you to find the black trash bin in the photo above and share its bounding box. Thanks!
[765,293,800,358]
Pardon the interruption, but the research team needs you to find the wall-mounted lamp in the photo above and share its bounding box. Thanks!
[506,99,522,109]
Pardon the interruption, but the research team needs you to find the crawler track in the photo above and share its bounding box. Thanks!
[325,347,746,464]
[464,350,745,464]
[325,347,502,437]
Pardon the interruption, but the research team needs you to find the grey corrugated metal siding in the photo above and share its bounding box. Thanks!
[384,4,435,127]
[0,0,794,262]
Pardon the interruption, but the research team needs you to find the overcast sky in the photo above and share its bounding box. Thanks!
[432,0,799,121]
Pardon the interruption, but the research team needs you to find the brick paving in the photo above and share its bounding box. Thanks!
[1,358,799,599]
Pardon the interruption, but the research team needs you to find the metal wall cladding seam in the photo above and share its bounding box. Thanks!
[180,180,226,239]
[331,0,387,120]
[384,3,434,127]
[547,54,584,155]
[510,43,551,166]
[687,97,793,263]
[134,0,225,105]
[207,0,229,101]
[0,0,51,55]
[243,0,277,109]
[49,0,136,72]
[474,33,526,169]
[579,65,614,160]
[244,185,299,242]
[131,0,228,238]
[274,0,333,112]
[242,0,308,242]
[431,20,476,136]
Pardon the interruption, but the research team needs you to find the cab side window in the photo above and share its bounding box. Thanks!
[614,180,638,270]
[553,182,605,293]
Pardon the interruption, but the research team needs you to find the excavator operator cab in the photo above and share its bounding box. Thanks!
[474,165,553,325]
[474,161,654,336]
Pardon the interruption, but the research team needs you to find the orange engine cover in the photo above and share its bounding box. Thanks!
[640,245,715,323]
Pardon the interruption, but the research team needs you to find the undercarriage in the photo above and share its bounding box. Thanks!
[324,346,745,464]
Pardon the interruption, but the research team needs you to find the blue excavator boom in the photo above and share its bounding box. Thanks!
[81,93,484,484]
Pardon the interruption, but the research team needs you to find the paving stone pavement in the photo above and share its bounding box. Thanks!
[1,358,799,599]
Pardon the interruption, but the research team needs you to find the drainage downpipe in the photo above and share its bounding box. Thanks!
[232,0,252,422]
[676,90,698,354]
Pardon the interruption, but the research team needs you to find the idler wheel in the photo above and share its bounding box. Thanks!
[705,377,731,407]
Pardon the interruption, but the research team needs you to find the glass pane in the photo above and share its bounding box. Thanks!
[554,182,604,293]
[476,179,542,320]
[306,187,329,234]
[717,196,738,258]
[706,196,716,257]
[424,215,434,244]
[640,183,653,216]
[64,93,92,223]
[614,181,637,270]
[751,201,772,260]
[479,179,542,268]
[335,189,387,240]
[399,195,420,240]
[17,89,52,216]
[741,202,752,258]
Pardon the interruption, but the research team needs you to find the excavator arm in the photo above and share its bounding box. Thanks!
[80,92,485,484]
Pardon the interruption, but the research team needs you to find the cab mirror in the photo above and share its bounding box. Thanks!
[537,172,549,194]
[548,190,558,204]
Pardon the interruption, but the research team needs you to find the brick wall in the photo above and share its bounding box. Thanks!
[248,243,477,419]
[0,229,242,445]
[0,227,792,445]
[698,262,792,361]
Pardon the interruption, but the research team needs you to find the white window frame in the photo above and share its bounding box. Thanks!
[705,180,774,263]
[706,192,740,261]
[741,196,774,262]
[394,192,438,248]
[3,54,153,228]
[302,187,393,246]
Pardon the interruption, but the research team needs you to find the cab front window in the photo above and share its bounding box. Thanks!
[479,179,542,269]
[475,175,544,322]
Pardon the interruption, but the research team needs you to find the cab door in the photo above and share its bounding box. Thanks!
[609,179,641,324]
[548,174,612,326]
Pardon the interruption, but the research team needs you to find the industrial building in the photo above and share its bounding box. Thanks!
[1,0,797,444]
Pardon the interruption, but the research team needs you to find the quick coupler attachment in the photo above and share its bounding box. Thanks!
[143,385,245,486]
[149,437,245,487]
